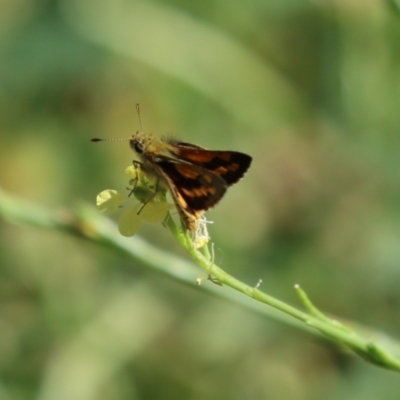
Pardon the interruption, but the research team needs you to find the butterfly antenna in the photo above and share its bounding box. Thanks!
[91,103,143,142]
[136,103,144,132]
[91,137,130,143]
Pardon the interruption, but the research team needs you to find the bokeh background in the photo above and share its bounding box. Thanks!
[1,0,400,399]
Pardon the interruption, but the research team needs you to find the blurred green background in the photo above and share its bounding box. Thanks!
[1,0,400,398]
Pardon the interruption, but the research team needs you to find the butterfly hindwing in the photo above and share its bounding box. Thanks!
[156,160,228,214]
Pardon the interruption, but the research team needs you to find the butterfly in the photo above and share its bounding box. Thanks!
[92,106,252,232]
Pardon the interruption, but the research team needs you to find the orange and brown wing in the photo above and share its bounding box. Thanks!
[156,160,227,214]
[171,142,252,186]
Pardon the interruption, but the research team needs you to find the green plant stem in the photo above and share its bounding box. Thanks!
[165,211,400,372]
[1,186,400,372]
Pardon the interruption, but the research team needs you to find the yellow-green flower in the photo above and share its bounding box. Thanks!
[96,165,211,246]
[118,201,174,236]
[96,190,125,215]
[96,166,174,236]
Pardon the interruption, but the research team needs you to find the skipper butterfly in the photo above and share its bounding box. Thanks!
[92,105,252,232]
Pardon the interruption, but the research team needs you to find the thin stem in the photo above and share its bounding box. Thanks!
[165,213,400,372]
[1,186,400,372]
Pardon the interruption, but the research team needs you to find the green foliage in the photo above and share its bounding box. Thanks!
[1,0,400,399]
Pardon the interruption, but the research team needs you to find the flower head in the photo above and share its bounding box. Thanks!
[96,165,174,237]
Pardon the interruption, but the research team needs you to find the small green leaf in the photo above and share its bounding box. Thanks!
[132,186,154,203]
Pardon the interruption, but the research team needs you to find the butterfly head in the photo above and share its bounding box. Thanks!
[130,131,152,155]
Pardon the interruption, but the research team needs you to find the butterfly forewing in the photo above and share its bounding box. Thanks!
[172,142,252,185]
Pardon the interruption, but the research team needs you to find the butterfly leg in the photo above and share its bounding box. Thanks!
[127,161,142,197]
[136,178,160,215]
